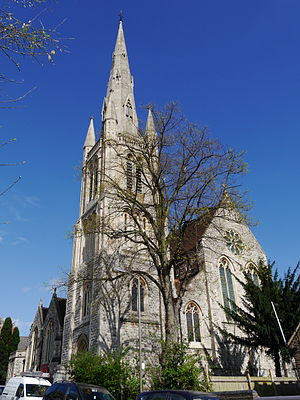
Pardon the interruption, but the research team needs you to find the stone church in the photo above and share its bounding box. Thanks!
[58,18,275,378]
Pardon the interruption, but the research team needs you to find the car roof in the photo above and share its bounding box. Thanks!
[56,382,107,388]
[139,391,220,397]
[77,384,109,390]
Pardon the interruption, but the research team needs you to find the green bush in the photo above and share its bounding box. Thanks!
[68,350,139,400]
[149,341,211,391]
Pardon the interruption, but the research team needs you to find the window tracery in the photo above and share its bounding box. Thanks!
[246,262,259,286]
[224,229,244,255]
[185,301,201,342]
[131,277,145,312]
[219,256,236,311]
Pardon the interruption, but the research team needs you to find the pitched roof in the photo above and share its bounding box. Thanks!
[18,336,29,351]
[41,306,48,321]
[288,321,300,347]
[54,297,67,327]
[179,208,217,252]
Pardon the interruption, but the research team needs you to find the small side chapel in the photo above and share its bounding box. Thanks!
[60,18,273,376]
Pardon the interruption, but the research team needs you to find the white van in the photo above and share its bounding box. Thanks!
[1,374,51,400]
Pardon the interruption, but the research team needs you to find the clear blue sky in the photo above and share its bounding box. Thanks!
[1,0,300,336]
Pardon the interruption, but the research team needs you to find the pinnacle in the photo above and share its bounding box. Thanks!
[84,116,96,149]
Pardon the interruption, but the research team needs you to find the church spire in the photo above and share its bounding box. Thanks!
[83,116,96,160]
[145,107,156,135]
[102,19,138,137]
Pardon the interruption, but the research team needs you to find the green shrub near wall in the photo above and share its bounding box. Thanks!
[68,351,139,400]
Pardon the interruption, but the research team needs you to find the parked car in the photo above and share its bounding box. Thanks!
[1,374,51,400]
[256,397,300,400]
[136,390,222,400]
[0,385,5,395]
[43,382,115,400]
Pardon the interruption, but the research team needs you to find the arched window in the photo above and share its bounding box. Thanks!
[219,256,235,310]
[126,155,143,194]
[89,169,94,201]
[131,277,145,312]
[185,301,201,342]
[45,321,54,362]
[77,334,88,353]
[30,327,38,369]
[246,262,259,286]
[88,159,98,202]
[93,161,98,198]
[82,285,90,318]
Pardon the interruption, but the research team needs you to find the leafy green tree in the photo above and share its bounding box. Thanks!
[68,351,139,400]
[150,341,211,391]
[0,317,20,383]
[221,262,300,377]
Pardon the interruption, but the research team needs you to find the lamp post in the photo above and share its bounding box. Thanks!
[271,301,300,382]
[114,266,143,392]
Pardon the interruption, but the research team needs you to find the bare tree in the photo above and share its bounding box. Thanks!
[0,0,66,198]
[77,102,247,346]
[0,0,65,71]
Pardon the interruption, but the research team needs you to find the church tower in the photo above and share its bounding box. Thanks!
[61,18,161,365]
[60,18,274,379]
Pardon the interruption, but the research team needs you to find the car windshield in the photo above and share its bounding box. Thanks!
[79,387,115,400]
[25,385,49,397]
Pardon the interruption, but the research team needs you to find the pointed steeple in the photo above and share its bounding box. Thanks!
[84,116,96,149]
[83,116,96,161]
[102,19,138,137]
[145,107,156,135]
[145,107,158,160]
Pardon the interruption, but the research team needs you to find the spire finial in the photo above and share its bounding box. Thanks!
[119,10,123,22]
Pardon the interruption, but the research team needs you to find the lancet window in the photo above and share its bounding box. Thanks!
[185,301,201,342]
[126,154,143,194]
[30,327,38,369]
[82,285,90,318]
[131,277,145,312]
[88,158,98,202]
[246,262,259,286]
[45,321,54,362]
[219,256,236,311]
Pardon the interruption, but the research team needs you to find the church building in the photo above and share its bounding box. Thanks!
[60,18,274,378]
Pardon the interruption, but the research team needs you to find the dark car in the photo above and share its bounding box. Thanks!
[136,390,221,400]
[43,382,115,400]
[0,385,5,395]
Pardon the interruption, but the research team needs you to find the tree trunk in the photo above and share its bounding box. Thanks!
[274,350,282,377]
[161,275,180,344]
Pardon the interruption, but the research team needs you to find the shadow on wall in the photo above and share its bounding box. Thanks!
[210,333,248,376]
